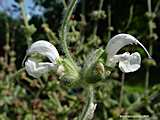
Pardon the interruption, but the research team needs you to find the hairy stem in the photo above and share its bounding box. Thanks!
[107,5,112,41]
[80,0,86,44]
[62,0,67,9]
[79,86,95,120]
[4,20,10,65]
[123,5,134,31]
[61,0,78,68]
[145,0,153,96]
[154,0,160,13]
[19,0,32,46]
[145,67,150,95]
[93,0,104,35]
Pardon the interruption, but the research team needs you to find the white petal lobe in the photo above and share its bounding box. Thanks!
[118,52,141,73]
[27,40,59,63]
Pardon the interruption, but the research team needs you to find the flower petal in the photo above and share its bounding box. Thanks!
[27,40,59,63]
[108,52,130,67]
[106,34,138,61]
[118,52,141,73]
[25,59,55,78]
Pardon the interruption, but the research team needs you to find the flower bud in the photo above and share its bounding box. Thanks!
[56,65,65,77]
[111,70,119,79]
[9,51,16,57]
[91,10,107,21]
[143,58,157,67]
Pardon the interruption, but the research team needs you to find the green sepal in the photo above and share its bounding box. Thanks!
[60,58,80,85]
[82,48,104,83]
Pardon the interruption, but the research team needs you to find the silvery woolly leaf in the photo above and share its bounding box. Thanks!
[115,52,141,73]
[106,34,151,67]
[25,59,55,78]
[27,40,59,63]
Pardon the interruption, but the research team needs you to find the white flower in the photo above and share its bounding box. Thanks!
[24,40,59,78]
[106,34,151,73]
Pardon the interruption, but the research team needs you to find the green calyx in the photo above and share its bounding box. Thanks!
[60,58,80,86]
[82,48,105,83]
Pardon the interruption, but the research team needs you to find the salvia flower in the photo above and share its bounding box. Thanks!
[106,34,151,73]
[24,40,59,78]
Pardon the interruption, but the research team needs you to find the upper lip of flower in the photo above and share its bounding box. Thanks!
[26,40,59,63]
[106,33,151,73]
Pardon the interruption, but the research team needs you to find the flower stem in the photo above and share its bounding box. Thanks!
[62,0,67,9]
[4,19,10,65]
[119,72,125,109]
[9,67,26,80]
[61,0,78,68]
[107,5,112,41]
[79,0,86,45]
[145,67,150,96]
[154,0,160,13]
[19,0,32,46]
[93,0,104,35]
[123,5,134,31]
[79,86,94,120]
[145,0,153,96]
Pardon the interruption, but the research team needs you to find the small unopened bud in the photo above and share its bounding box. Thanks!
[24,24,37,37]
[42,24,49,32]
[105,70,111,77]
[145,12,156,19]
[91,10,107,21]
[87,35,101,46]
[11,57,16,63]
[111,70,119,79]
[96,63,105,75]
[0,57,4,65]
[143,58,156,67]
[9,51,16,57]
[57,65,65,77]
[108,26,114,31]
